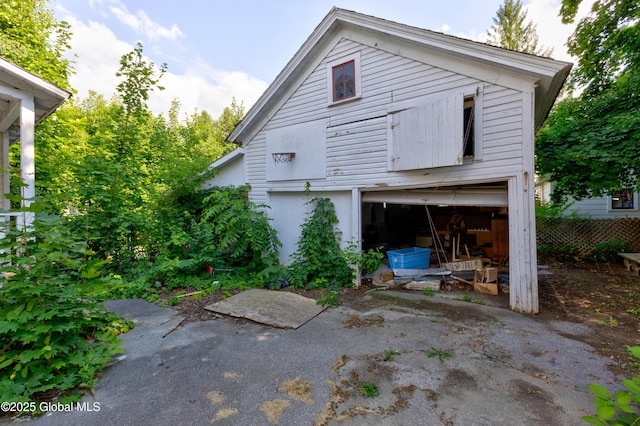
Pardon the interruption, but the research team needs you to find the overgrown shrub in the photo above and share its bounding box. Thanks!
[197,185,281,270]
[537,243,580,261]
[588,237,631,263]
[535,201,572,218]
[344,242,385,275]
[154,184,281,285]
[0,214,129,406]
[583,346,640,425]
[288,197,354,289]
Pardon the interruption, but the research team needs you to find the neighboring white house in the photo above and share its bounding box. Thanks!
[206,8,572,313]
[0,57,71,232]
[536,177,640,219]
[202,148,245,189]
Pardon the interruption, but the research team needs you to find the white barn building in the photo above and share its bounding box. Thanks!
[207,8,572,314]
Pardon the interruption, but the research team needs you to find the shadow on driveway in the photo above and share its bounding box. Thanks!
[15,290,613,425]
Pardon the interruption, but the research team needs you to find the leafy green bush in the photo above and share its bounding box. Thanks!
[537,243,580,261]
[288,197,354,289]
[344,242,384,275]
[0,215,128,406]
[535,201,571,218]
[588,237,631,263]
[583,346,640,425]
[161,185,281,274]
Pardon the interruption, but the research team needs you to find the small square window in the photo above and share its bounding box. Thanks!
[611,188,634,209]
[332,60,356,102]
[326,52,361,105]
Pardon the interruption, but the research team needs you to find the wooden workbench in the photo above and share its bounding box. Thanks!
[619,253,640,275]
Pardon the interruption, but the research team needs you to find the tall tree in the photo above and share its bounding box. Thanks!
[535,0,640,203]
[60,44,167,270]
[0,0,73,89]
[560,0,639,94]
[487,0,553,56]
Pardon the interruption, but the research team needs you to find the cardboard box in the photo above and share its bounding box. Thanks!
[380,271,395,282]
[473,267,499,295]
[474,267,498,284]
[445,258,482,272]
[474,282,498,295]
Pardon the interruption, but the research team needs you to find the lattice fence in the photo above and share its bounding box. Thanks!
[536,217,640,255]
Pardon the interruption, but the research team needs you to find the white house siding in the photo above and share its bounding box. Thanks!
[202,152,245,188]
[246,38,527,190]
[563,197,640,219]
[242,35,539,312]
[269,191,353,264]
[536,182,640,219]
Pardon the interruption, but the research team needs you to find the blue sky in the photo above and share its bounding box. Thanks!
[52,0,592,119]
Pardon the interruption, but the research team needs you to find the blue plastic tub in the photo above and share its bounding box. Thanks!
[387,247,431,270]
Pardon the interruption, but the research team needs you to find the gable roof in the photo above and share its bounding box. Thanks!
[229,7,572,145]
[0,56,71,144]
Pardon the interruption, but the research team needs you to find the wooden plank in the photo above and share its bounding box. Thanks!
[205,289,326,329]
[619,253,640,262]
[620,253,640,275]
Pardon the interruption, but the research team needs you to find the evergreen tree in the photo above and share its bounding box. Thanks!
[487,0,553,56]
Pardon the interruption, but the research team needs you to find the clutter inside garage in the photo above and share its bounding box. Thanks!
[361,202,509,296]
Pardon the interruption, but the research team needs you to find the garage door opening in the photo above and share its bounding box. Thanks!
[361,183,510,267]
[363,203,508,264]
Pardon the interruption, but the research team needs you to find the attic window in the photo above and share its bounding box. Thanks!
[333,61,355,101]
[327,52,361,105]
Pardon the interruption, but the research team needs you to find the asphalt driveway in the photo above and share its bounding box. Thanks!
[8,290,616,425]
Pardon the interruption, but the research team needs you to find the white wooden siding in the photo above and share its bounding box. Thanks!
[387,92,463,170]
[562,196,640,219]
[265,120,327,181]
[244,37,527,195]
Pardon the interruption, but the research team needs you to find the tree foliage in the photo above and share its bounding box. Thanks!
[0,0,73,89]
[32,42,243,273]
[560,0,640,94]
[0,213,128,404]
[536,72,640,203]
[535,0,640,203]
[487,0,553,56]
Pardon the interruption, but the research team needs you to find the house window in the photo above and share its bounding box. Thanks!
[332,60,355,102]
[611,188,634,210]
[463,96,475,158]
[326,52,361,105]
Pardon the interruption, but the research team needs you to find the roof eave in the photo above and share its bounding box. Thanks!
[229,7,573,143]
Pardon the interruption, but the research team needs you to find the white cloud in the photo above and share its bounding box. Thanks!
[110,5,184,41]
[58,10,266,120]
[64,16,130,102]
[524,0,595,62]
[148,66,268,119]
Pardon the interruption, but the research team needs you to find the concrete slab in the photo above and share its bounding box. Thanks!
[8,292,620,426]
[204,288,326,329]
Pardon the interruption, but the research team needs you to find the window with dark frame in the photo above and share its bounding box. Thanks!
[332,60,356,102]
[611,188,634,209]
[463,96,475,158]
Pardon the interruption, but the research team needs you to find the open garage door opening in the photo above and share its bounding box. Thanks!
[361,182,510,269]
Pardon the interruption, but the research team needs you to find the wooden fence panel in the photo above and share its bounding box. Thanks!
[536,217,640,255]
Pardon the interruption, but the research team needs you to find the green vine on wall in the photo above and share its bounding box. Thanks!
[287,196,353,289]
